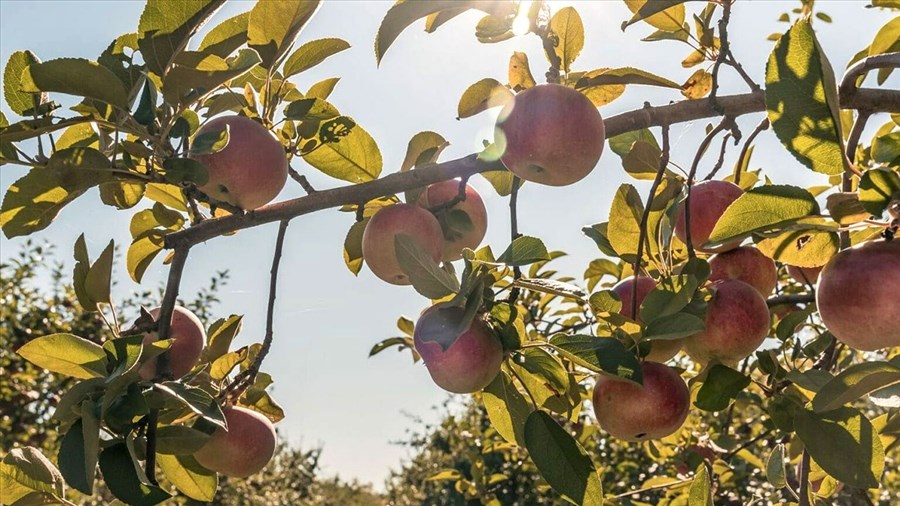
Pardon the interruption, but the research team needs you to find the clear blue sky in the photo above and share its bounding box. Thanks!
[1,0,894,488]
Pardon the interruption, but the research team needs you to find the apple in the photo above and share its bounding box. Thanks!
[361,204,443,285]
[592,361,690,441]
[786,264,822,285]
[190,115,288,210]
[496,84,605,186]
[709,246,777,297]
[138,305,205,381]
[816,240,900,351]
[683,279,770,365]
[612,276,682,362]
[413,304,503,393]
[675,180,744,253]
[416,180,488,261]
[194,406,276,478]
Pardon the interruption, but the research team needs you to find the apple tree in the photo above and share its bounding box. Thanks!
[1,1,898,505]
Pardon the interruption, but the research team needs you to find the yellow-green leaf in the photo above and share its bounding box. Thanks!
[303,121,382,183]
[707,185,819,247]
[548,7,584,73]
[622,0,689,32]
[508,51,536,92]
[17,333,108,379]
[4,50,43,115]
[457,78,513,119]
[283,38,350,78]
[248,0,322,69]
[158,453,217,502]
[21,58,128,109]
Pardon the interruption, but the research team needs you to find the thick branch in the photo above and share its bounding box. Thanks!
[165,88,899,249]
[839,52,900,105]
[766,293,814,306]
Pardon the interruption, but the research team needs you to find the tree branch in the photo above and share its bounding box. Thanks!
[766,293,814,306]
[838,52,900,104]
[508,176,523,302]
[288,167,317,194]
[733,117,769,186]
[164,88,899,249]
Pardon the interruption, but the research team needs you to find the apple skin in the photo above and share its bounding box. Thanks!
[592,361,690,441]
[138,306,205,381]
[709,246,778,297]
[816,240,900,351]
[191,115,288,210]
[675,180,744,253]
[496,84,605,186]
[786,264,823,285]
[193,406,276,478]
[612,276,681,362]
[361,204,443,285]
[683,279,770,365]
[413,305,503,394]
[416,180,488,261]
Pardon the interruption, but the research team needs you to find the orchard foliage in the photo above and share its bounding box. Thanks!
[1,1,899,505]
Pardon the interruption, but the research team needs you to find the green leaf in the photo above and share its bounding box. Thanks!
[248,0,322,69]
[306,76,340,99]
[162,158,209,186]
[198,12,250,58]
[204,314,243,363]
[17,333,108,379]
[498,235,550,266]
[794,407,884,489]
[524,411,603,506]
[163,48,261,105]
[812,361,900,413]
[549,335,642,383]
[395,234,459,299]
[153,382,226,430]
[644,312,704,341]
[858,168,900,216]
[284,97,340,121]
[766,444,787,488]
[755,227,839,267]
[84,239,114,305]
[707,185,819,246]
[457,78,513,119]
[100,181,145,210]
[283,38,350,77]
[548,7,584,73]
[20,58,128,109]
[622,0,692,32]
[103,335,151,380]
[0,447,67,505]
[127,231,165,283]
[622,140,663,180]
[688,463,713,506]
[4,50,43,115]
[574,67,680,89]
[343,218,367,276]
[872,131,900,165]
[375,1,507,65]
[157,453,217,502]
[303,121,382,183]
[58,412,99,496]
[100,443,171,506]
[695,364,751,412]
[483,371,532,445]
[766,19,847,175]
[138,0,226,76]
[400,131,449,204]
[607,184,643,260]
[1,148,116,238]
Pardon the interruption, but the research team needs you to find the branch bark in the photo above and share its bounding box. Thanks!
[165,87,899,249]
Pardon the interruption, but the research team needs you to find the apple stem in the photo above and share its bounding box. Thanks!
[508,176,523,303]
[732,117,769,187]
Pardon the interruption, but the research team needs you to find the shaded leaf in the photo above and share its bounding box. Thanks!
[695,364,751,412]
[549,334,641,383]
[707,185,819,246]
[198,12,250,58]
[138,0,225,76]
[622,0,691,32]
[247,0,321,69]
[283,38,351,77]
[812,361,900,413]
[794,407,884,489]
[395,234,459,298]
[303,121,382,183]
[483,371,532,445]
[99,443,171,505]
[20,58,128,109]
[524,411,603,505]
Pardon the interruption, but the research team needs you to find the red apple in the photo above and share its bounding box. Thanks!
[592,361,690,441]
[786,264,822,285]
[417,180,488,261]
[683,279,770,365]
[612,276,682,362]
[496,84,605,186]
[675,180,744,253]
[709,246,778,297]
[138,305,205,381]
[194,406,276,478]
[816,240,900,351]
[413,304,503,394]
[191,115,288,210]
[361,204,443,285]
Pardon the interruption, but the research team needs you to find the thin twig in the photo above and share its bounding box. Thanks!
[508,177,523,302]
[708,0,733,111]
[685,117,734,257]
[733,117,769,186]
[841,111,871,248]
[221,219,290,401]
[798,450,811,506]
[427,176,470,213]
[614,477,693,499]
[288,166,317,194]
[703,132,733,181]
[633,125,670,317]
[766,293,815,307]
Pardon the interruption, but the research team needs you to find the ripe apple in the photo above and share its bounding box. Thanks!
[496,84,605,186]
[416,180,488,261]
[612,276,681,362]
[413,304,503,393]
[138,305,205,381]
[190,115,288,210]
[675,180,744,253]
[709,246,777,297]
[816,240,900,351]
[361,204,443,285]
[592,361,690,441]
[193,406,276,478]
[786,264,823,285]
[683,279,770,365]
